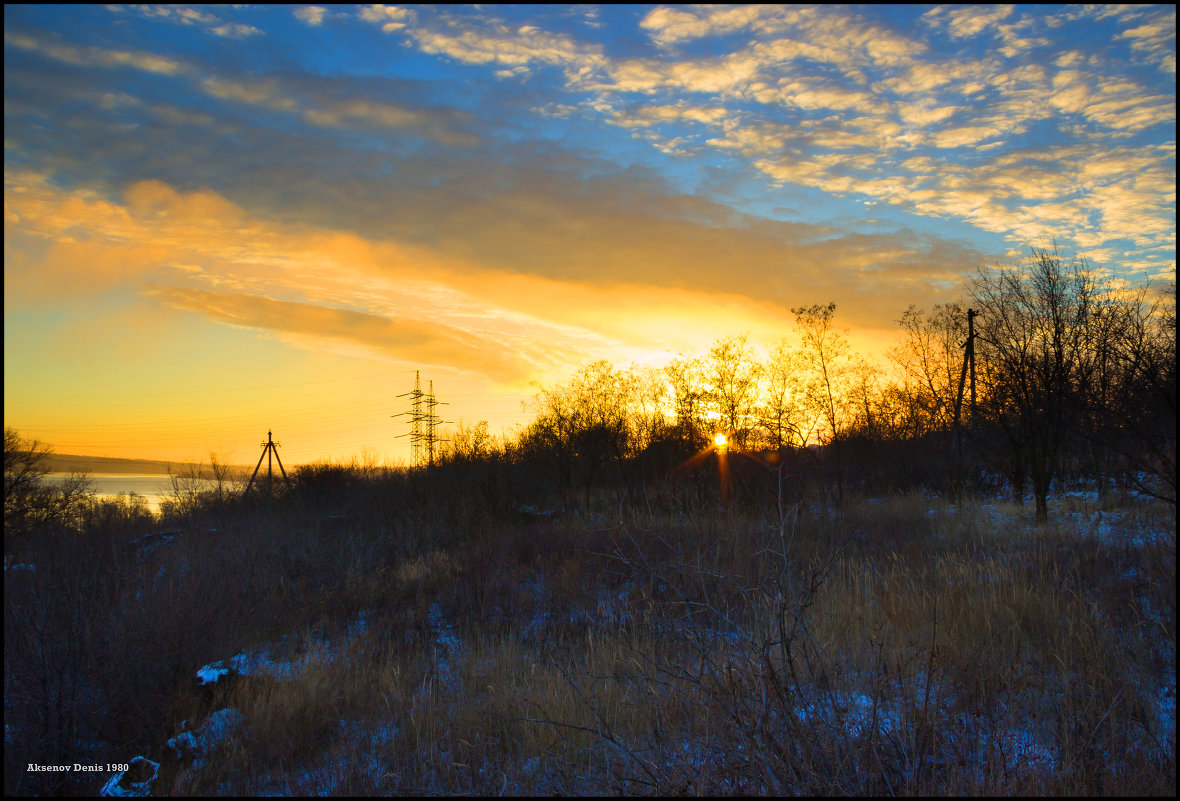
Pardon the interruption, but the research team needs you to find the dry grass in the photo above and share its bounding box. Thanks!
[4,477,1173,796]
[200,490,1169,795]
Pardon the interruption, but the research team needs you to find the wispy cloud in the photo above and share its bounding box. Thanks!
[923,5,1015,40]
[356,5,1170,279]
[10,4,1171,283]
[6,3,1171,463]
[4,30,184,74]
[1115,5,1177,73]
[107,4,262,37]
[7,29,476,144]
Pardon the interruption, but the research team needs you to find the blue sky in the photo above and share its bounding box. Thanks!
[4,4,1175,463]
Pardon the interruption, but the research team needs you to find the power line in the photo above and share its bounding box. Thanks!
[242,429,291,499]
[425,379,450,467]
[394,371,425,466]
[393,371,450,467]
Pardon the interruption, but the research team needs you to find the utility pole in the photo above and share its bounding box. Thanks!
[243,429,290,499]
[954,308,978,433]
[394,371,425,466]
[953,308,978,495]
[395,372,448,468]
[424,380,449,467]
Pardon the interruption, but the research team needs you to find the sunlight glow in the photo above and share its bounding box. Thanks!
[714,433,727,448]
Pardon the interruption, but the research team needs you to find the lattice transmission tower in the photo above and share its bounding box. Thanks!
[394,372,448,467]
[424,380,449,467]
[394,371,426,466]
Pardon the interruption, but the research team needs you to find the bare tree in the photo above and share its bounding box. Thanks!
[1075,286,1137,504]
[628,364,674,454]
[792,303,850,503]
[1107,282,1176,504]
[889,303,969,437]
[664,355,708,450]
[703,334,761,448]
[846,355,887,440]
[525,360,638,507]
[4,428,92,541]
[4,427,53,536]
[444,420,496,464]
[758,340,823,451]
[970,247,1098,522]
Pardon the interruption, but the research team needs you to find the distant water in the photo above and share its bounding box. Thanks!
[40,473,220,513]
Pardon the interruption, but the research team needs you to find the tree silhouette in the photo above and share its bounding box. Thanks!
[791,302,850,503]
[970,247,1098,522]
[703,334,761,448]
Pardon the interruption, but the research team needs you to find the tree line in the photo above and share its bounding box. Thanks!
[478,247,1175,521]
[4,247,1175,538]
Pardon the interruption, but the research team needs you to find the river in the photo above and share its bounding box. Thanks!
[40,473,225,513]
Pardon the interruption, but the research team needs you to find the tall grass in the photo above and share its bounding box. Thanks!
[4,460,1173,795]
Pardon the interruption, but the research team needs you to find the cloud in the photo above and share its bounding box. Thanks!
[200,76,297,111]
[639,5,793,47]
[930,124,1003,149]
[294,6,329,27]
[6,4,1173,335]
[5,154,993,394]
[300,98,479,145]
[5,29,477,147]
[358,4,414,34]
[211,23,262,39]
[110,5,216,25]
[923,5,1015,39]
[1117,6,1177,74]
[106,4,262,38]
[4,31,185,75]
[144,286,545,382]
[405,18,605,77]
[610,102,731,129]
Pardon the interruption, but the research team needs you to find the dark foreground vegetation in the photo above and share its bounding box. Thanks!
[4,250,1175,795]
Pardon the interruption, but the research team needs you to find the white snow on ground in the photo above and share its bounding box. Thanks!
[1152,681,1177,758]
[520,575,552,642]
[168,707,244,767]
[99,757,159,797]
[196,663,229,686]
[971,720,1057,776]
[257,718,401,796]
[794,690,902,739]
[99,491,1173,794]
[346,609,370,637]
[594,585,636,627]
[427,601,463,685]
[791,687,1058,782]
[195,608,375,688]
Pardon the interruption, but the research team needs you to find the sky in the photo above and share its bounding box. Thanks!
[4,4,1175,466]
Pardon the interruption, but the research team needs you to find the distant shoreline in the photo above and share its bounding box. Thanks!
[44,453,251,477]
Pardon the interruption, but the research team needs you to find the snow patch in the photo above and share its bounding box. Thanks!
[428,602,463,684]
[196,663,230,686]
[100,756,159,797]
[168,707,244,765]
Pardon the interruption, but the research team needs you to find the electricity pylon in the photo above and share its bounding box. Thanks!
[394,372,449,467]
[424,380,449,467]
[393,371,425,466]
[243,429,290,498]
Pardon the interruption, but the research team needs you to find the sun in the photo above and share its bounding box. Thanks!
[714,433,727,448]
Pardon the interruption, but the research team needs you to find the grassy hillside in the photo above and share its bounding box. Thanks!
[4,457,1174,796]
